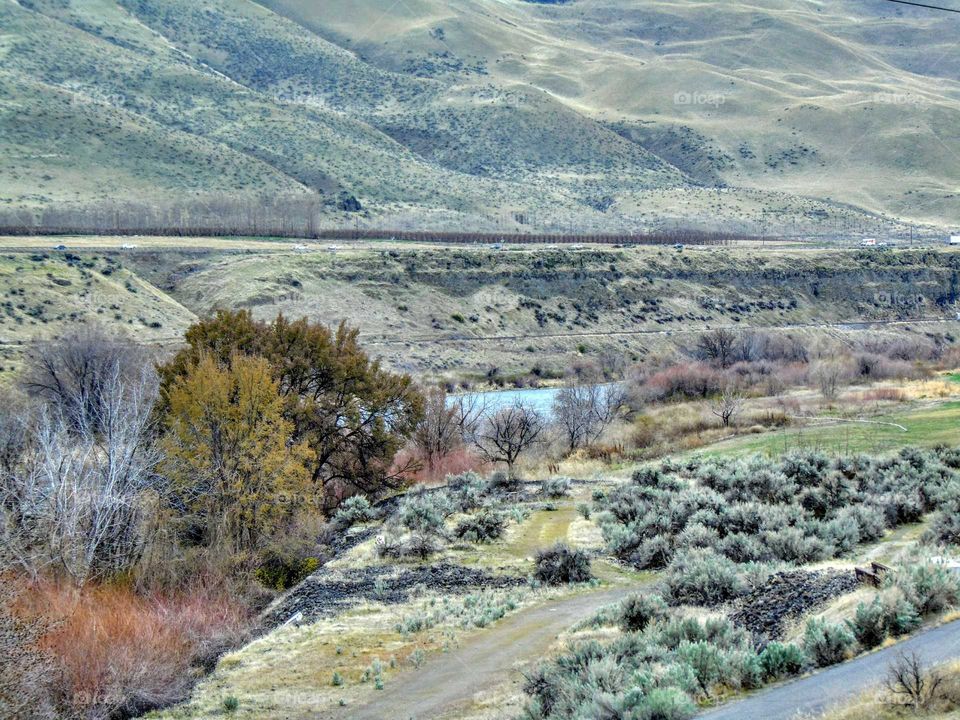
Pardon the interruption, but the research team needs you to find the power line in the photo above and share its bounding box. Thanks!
[880,0,960,13]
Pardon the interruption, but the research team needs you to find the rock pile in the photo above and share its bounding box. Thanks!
[729,569,859,645]
[264,562,525,627]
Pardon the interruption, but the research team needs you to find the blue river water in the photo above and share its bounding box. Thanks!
[453,384,620,419]
[464,386,562,417]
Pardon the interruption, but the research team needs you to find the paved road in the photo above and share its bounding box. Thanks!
[699,619,960,719]
[340,586,635,720]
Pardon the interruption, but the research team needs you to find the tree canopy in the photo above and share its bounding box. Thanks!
[157,311,423,504]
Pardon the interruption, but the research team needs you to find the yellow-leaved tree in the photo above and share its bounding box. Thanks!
[160,354,310,554]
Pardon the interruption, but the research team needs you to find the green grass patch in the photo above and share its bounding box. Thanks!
[696,401,960,459]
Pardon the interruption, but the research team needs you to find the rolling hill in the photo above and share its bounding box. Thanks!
[1,0,958,234]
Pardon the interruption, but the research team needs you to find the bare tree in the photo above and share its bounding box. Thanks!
[0,389,32,475]
[553,382,626,452]
[413,386,461,472]
[21,325,150,434]
[696,328,738,368]
[0,364,160,585]
[884,652,945,711]
[474,401,544,477]
[710,385,745,428]
[450,392,489,444]
[811,360,850,401]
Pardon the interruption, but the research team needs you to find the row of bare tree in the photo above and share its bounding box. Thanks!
[0,198,738,245]
[413,382,628,477]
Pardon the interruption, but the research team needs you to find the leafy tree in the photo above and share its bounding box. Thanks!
[160,355,310,553]
[158,311,423,503]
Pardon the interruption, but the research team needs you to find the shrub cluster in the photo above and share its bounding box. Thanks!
[522,610,768,720]
[841,563,959,651]
[596,448,960,576]
[534,544,592,585]
[454,511,507,543]
[332,495,376,528]
[377,471,527,558]
[521,583,940,720]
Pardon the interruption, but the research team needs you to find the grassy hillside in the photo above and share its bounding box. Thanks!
[0,248,195,375]
[22,241,949,378]
[1,0,958,233]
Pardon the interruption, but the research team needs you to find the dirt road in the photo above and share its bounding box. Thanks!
[339,586,635,720]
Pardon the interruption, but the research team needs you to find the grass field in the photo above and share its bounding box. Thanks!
[697,401,960,459]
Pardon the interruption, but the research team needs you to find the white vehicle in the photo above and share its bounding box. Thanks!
[120,243,137,250]
[949,236,960,246]
[292,244,310,252]
[327,245,340,253]
[860,238,877,247]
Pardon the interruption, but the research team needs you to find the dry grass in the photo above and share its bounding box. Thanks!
[150,585,553,719]
[901,380,960,401]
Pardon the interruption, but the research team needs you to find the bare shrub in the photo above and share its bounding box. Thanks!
[639,362,723,402]
[811,360,852,400]
[0,583,56,720]
[709,386,745,428]
[413,386,461,474]
[13,579,249,719]
[0,365,160,585]
[884,652,945,711]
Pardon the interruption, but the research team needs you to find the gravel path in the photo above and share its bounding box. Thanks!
[699,619,960,720]
[337,585,637,720]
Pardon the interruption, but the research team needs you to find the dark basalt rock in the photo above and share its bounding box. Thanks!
[264,562,525,627]
[729,569,859,646]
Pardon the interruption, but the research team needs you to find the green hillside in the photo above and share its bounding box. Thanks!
[2,0,959,233]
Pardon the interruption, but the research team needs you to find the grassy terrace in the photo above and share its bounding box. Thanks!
[696,401,960,459]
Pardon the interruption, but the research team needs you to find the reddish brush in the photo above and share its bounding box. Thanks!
[12,578,250,719]
[393,446,490,485]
